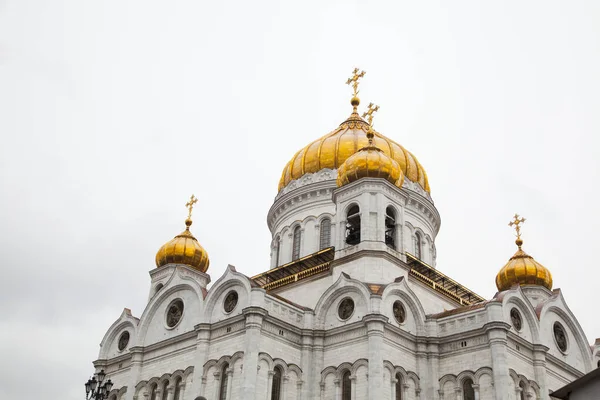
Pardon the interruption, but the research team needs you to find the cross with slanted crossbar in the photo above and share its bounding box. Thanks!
[362,103,380,126]
[508,214,526,239]
[346,68,366,97]
[185,194,198,220]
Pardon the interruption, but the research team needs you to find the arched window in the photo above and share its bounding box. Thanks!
[463,378,475,400]
[292,226,302,260]
[150,384,158,400]
[273,238,280,267]
[161,381,169,400]
[415,232,422,260]
[345,205,361,245]
[173,377,182,400]
[341,370,352,400]
[395,372,403,400]
[519,381,526,400]
[219,363,229,400]
[385,206,396,249]
[271,366,283,400]
[320,218,331,250]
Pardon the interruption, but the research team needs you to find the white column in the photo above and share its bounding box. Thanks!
[472,384,480,400]
[241,307,267,400]
[403,383,410,400]
[350,375,357,400]
[319,382,325,400]
[391,378,397,400]
[213,373,221,398]
[281,375,289,400]
[334,379,340,400]
[532,345,550,400]
[125,348,144,400]
[299,333,313,400]
[178,383,186,400]
[364,314,386,399]
[266,371,274,400]
[190,324,211,399]
[486,322,511,400]
[166,387,174,400]
[225,369,234,400]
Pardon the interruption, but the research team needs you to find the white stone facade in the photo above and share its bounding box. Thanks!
[93,175,597,400]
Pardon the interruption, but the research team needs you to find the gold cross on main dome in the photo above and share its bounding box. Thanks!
[346,68,366,97]
[362,103,380,126]
[185,194,198,220]
[509,213,526,239]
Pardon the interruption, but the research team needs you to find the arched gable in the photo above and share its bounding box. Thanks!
[202,265,255,323]
[381,277,427,335]
[536,291,594,371]
[501,288,541,342]
[99,308,139,359]
[313,273,371,329]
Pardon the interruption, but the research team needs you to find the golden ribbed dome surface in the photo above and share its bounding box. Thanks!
[495,239,553,291]
[278,112,430,193]
[336,143,405,188]
[155,219,209,272]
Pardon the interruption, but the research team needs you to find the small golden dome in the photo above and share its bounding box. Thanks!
[155,196,209,272]
[278,111,429,193]
[336,132,405,188]
[495,239,553,291]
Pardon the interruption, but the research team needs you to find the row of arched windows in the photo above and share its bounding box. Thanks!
[148,376,183,400]
[340,371,407,400]
[273,218,333,265]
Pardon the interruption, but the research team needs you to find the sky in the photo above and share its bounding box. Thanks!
[1,1,599,399]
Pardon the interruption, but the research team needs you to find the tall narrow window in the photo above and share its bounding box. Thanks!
[161,382,169,400]
[219,363,229,400]
[345,205,361,245]
[463,379,475,400]
[292,226,301,260]
[385,206,396,249]
[273,238,280,267]
[271,366,283,400]
[342,370,352,400]
[320,218,331,250]
[519,381,526,400]
[395,372,403,400]
[415,232,422,260]
[150,384,157,400]
[173,377,182,400]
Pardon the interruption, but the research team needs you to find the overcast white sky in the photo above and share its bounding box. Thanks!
[1,1,599,399]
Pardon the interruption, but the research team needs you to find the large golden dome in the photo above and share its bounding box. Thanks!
[336,128,405,188]
[278,111,430,193]
[495,238,553,292]
[155,196,209,273]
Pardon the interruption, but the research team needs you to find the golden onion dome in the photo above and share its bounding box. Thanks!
[336,129,405,188]
[278,110,430,193]
[155,196,209,272]
[495,237,553,292]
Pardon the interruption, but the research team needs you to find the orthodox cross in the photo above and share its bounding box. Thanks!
[508,214,526,239]
[346,68,366,97]
[362,103,380,126]
[185,194,198,220]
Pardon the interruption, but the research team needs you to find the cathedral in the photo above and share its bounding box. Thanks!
[91,70,600,400]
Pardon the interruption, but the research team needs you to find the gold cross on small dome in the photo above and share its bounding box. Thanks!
[346,68,366,100]
[185,194,198,220]
[362,103,380,126]
[508,213,526,239]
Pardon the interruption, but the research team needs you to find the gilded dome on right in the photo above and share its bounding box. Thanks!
[495,215,553,291]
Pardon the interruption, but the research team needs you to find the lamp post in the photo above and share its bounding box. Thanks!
[85,369,114,400]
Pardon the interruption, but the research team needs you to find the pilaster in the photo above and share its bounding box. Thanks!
[190,324,211,398]
[532,344,550,400]
[241,307,267,400]
[485,321,511,400]
[364,314,387,399]
[125,347,143,400]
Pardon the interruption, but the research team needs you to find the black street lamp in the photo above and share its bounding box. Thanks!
[85,369,114,400]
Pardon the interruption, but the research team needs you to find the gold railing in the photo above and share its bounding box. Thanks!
[262,262,332,291]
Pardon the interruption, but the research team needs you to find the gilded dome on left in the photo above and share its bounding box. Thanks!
[155,196,209,273]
